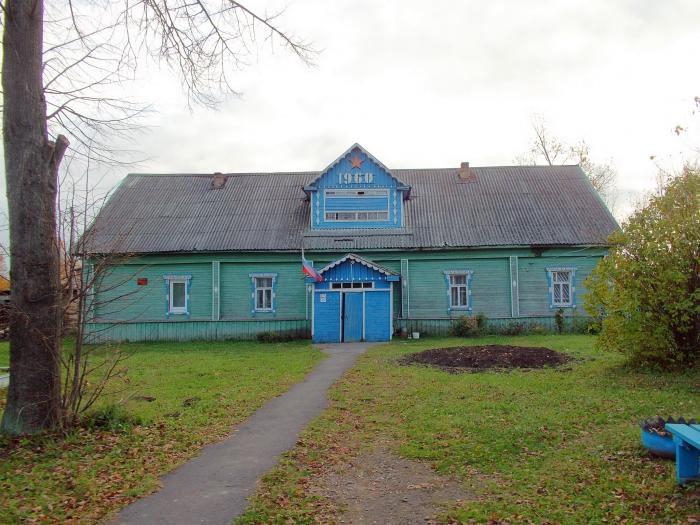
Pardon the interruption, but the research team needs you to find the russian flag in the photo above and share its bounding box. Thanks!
[302,256,323,282]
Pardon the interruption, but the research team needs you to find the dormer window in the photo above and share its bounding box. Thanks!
[325,211,389,221]
[324,188,389,223]
[303,143,410,229]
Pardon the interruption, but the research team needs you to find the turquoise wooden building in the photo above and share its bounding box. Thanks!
[84,144,618,343]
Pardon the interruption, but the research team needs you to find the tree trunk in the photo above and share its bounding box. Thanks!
[1,0,65,434]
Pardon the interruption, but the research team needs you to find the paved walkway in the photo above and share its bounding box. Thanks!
[0,375,8,389]
[112,342,371,525]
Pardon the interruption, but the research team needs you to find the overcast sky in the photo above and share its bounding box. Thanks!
[3,0,700,249]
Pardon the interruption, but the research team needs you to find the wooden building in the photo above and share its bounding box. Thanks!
[84,144,618,343]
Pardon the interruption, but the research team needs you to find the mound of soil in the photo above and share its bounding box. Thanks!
[401,344,571,371]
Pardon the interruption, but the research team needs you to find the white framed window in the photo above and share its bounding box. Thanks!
[323,188,390,222]
[164,274,191,316]
[449,273,469,309]
[444,270,472,312]
[551,270,572,307]
[254,276,273,311]
[325,211,389,221]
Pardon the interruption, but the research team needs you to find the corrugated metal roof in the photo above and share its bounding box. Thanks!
[86,165,619,254]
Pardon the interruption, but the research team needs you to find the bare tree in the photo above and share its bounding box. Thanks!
[57,171,141,425]
[569,140,617,196]
[2,0,313,435]
[515,115,570,166]
[516,115,617,204]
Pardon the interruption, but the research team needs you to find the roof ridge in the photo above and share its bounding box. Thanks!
[127,165,583,178]
[127,171,319,177]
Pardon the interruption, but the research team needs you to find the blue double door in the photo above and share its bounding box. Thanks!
[312,288,391,343]
[342,292,363,342]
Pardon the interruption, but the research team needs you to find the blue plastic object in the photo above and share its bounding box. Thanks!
[641,428,675,459]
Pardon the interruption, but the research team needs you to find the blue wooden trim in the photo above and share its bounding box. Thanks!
[212,261,220,321]
[272,274,277,317]
[545,267,576,309]
[250,272,278,315]
[443,270,473,313]
[309,146,406,231]
[509,256,519,317]
[443,272,452,314]
[249,275,256,317]
[164,277,170,318]
[400,259,410,318]
[185,277,192,318]
[467,271,473,312]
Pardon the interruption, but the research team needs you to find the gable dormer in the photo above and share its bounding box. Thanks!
[303,144,410,230]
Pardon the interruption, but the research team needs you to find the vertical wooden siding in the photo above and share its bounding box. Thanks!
[407,257,511,318]
[518,255,599,317]
[94,262,212,321]
[84,320,310,343]
[86,248,605,342]
[219,261,307,319]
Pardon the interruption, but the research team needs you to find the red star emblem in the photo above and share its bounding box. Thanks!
[349,154,363,169]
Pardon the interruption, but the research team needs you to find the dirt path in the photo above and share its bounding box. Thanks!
[312,442,470,524]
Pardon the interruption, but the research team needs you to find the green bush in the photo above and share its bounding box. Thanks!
[554,308,565,334]
[450,313,487,337]
[83,404,142,433]
[475,312,488,333]
[498,322,526,336]
[530,324,547,335]
[584,167,700,368]
[571,312,595,334]
[256,330,306,343]
[450,315,477,337]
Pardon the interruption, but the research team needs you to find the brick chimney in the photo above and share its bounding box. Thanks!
[458,162,476,182]
[211,172,228,189]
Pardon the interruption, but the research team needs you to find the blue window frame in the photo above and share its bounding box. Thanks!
[323,188,390,223]
[250,273,277,315]
[443,270,473,313]
[546,267,576,308]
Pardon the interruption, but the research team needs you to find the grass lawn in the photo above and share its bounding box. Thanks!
[239,335,700,524]
[0,341,8,368]
[0,339,322,525]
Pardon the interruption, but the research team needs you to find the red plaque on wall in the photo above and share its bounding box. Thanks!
[137,278,148,286]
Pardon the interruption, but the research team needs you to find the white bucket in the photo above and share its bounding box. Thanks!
[411,332,420,339]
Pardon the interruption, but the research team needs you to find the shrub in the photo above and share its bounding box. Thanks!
[554,308,565,334]
[584,167,700,368]
[475,312,488,333]
[499,322,526,336]
[530,324,547,335]
[571,312,593,334]
[256,330,305,343]
[83,404,142,433]
[450,315,483,337]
